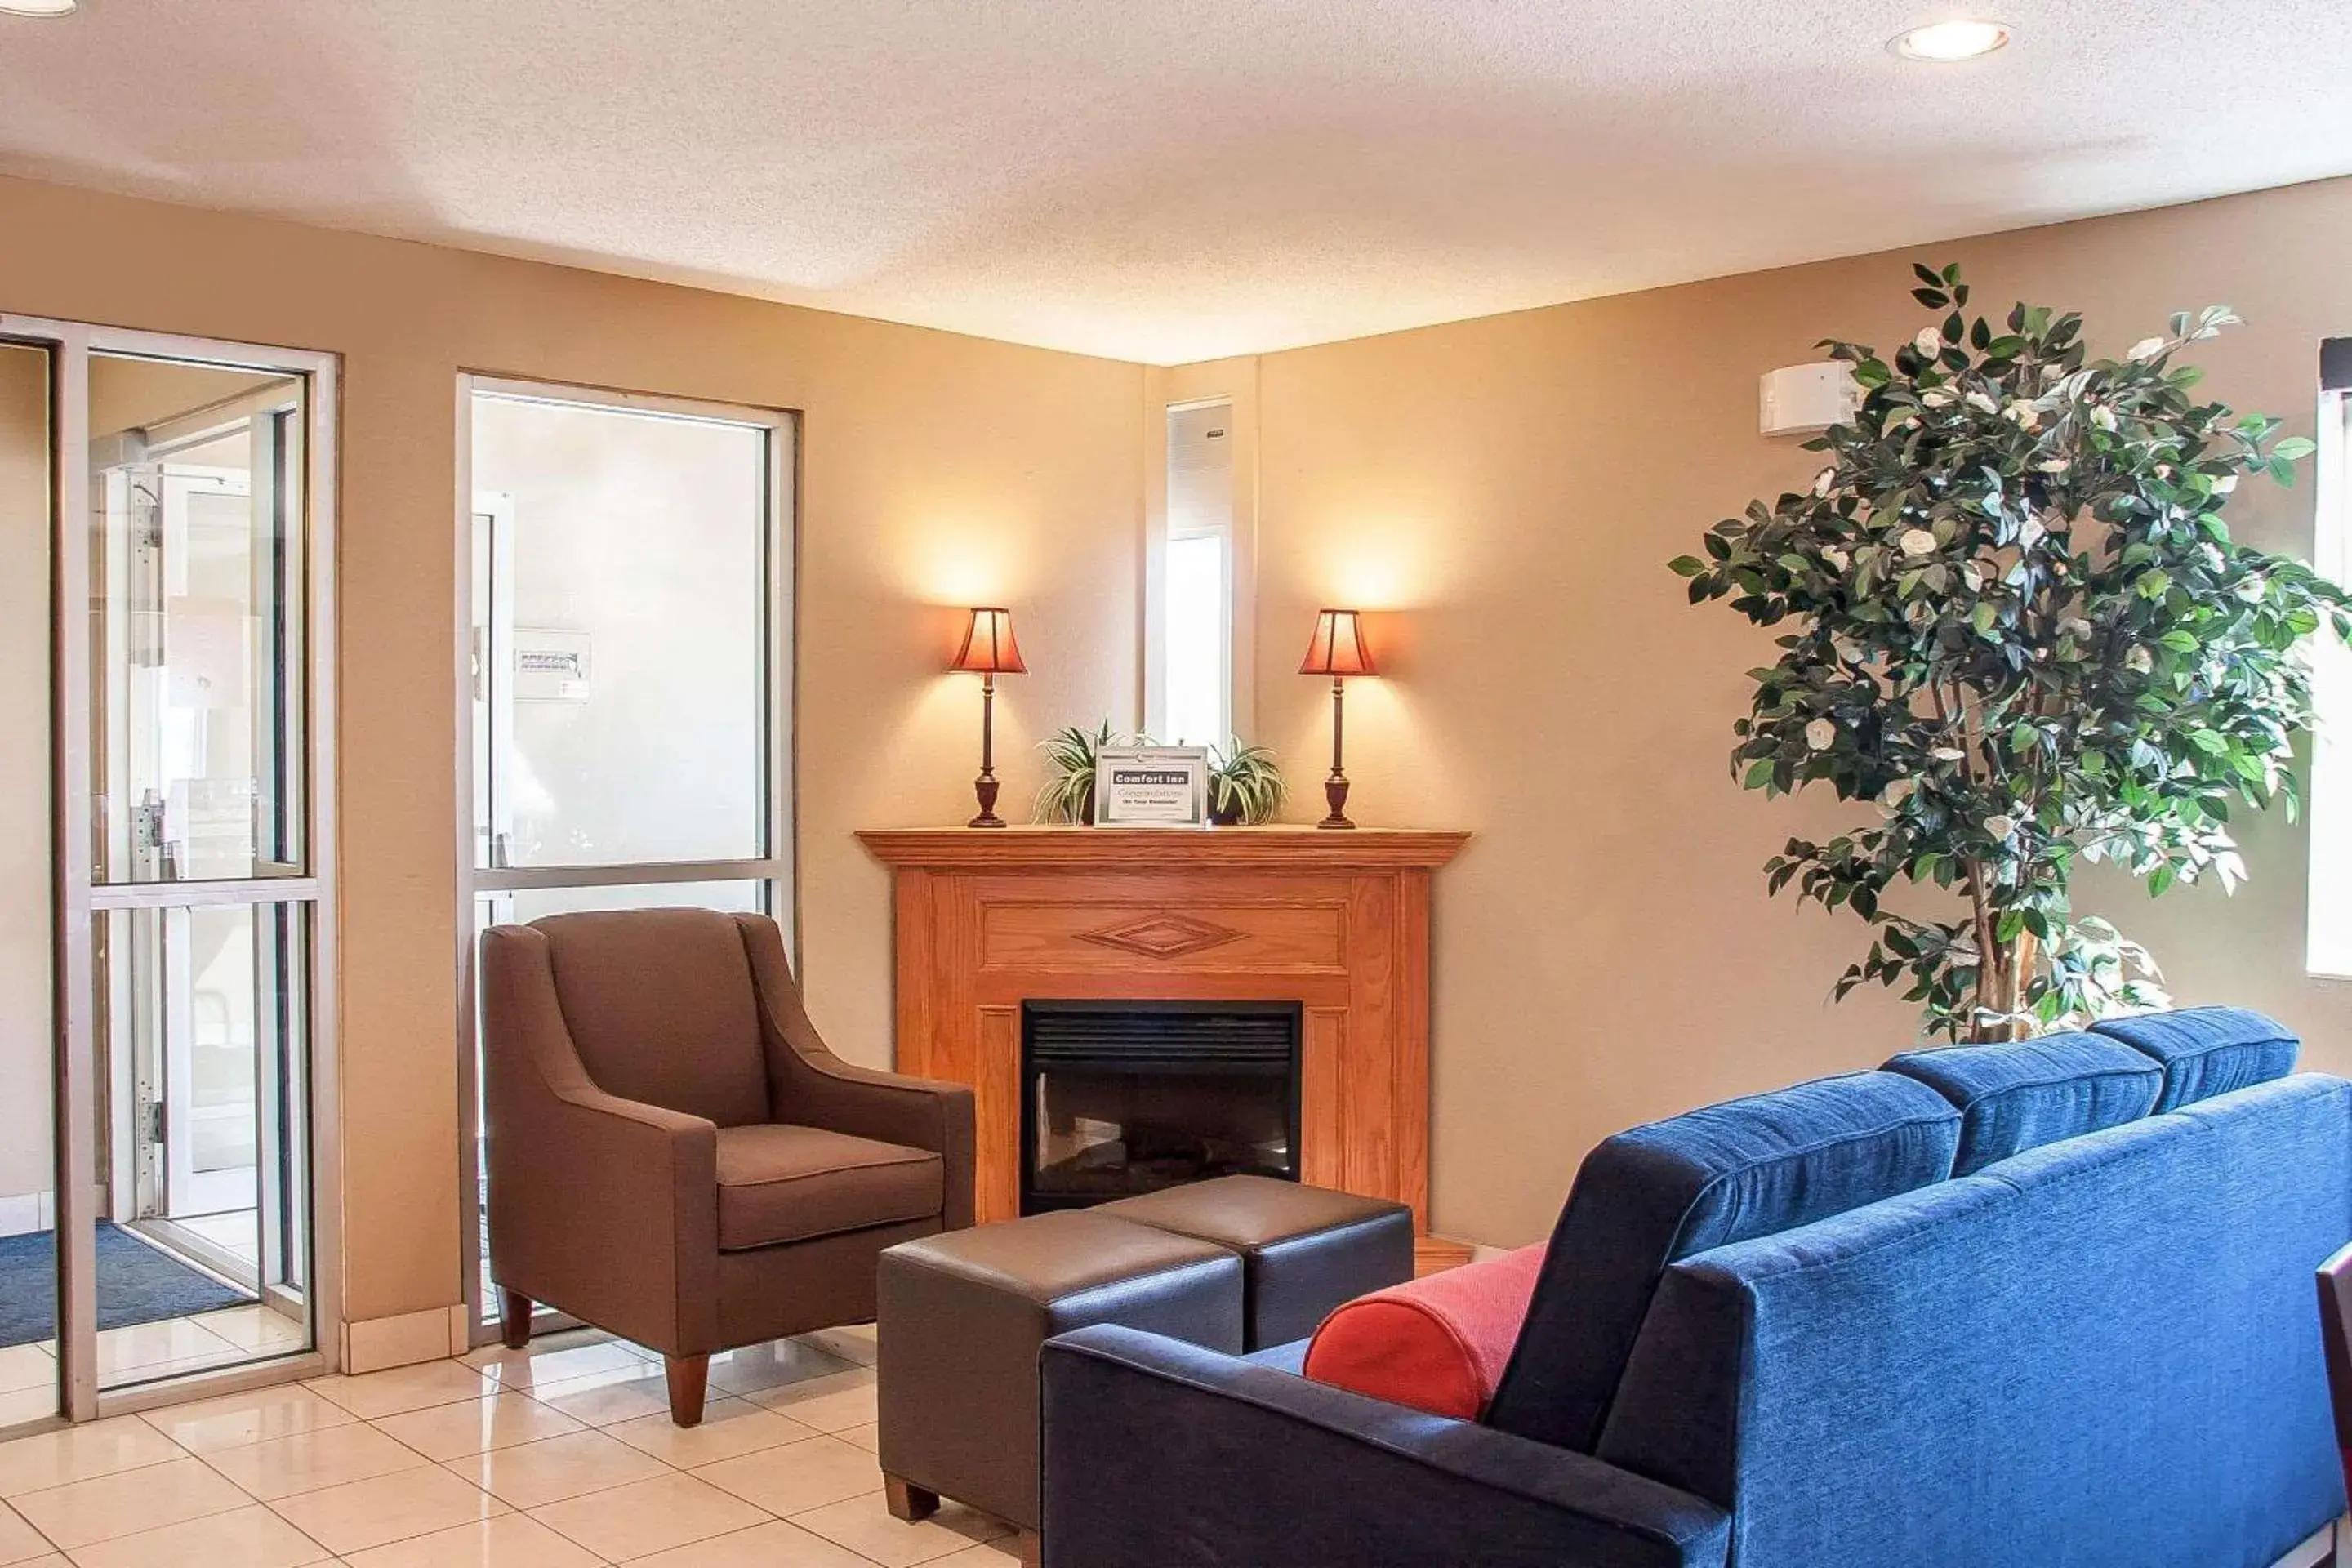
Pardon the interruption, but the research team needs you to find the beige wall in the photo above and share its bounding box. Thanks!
[0,345,51,1216]
[10,161,2352,1312]
[1226,176,2352,1247]
[0,174,1144,1327]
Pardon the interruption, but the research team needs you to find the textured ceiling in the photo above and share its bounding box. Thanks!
[2,1,2349,363]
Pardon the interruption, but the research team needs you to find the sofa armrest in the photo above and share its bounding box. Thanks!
[1040,1325,1729,1568]
[480,924,721,1350]
[733,914,976,1228]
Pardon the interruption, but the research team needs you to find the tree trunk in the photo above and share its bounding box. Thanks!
[1969,930,2041,1042]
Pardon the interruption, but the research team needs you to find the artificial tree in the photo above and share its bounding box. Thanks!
[1672,263,2350,1041]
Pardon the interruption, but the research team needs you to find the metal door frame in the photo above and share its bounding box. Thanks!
[0,315,342,1427]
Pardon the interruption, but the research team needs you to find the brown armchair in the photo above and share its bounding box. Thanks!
[479,907,973,1425]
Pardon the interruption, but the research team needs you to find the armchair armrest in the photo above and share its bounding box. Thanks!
[479,924,721,1350]
[733,915,975,1228]
[1040,1325,1729,1568]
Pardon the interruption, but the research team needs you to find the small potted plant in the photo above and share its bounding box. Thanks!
[1035,719,1132,825]
[1207,737,1287,826]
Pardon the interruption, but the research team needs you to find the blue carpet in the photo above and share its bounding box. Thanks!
[0,1224,256,1348]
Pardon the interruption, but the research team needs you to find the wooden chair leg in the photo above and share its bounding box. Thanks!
[883,1474,938,1523]
[665,1354,710,1427]
[496,1289,533,1350]
[1015,1528,1041,1567]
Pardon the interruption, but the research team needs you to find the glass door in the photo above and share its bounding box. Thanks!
[0,315,341,1425]
[457,377,794,1343]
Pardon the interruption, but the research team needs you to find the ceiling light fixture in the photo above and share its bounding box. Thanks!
[1892,19,2011,61]
[0,0,77,13]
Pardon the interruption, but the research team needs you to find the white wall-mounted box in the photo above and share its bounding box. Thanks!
[1759,362,1862,437]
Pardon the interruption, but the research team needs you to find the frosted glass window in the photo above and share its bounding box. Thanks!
[470,395,772,868]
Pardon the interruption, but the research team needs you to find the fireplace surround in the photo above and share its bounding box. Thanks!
[858,825,1468,1227]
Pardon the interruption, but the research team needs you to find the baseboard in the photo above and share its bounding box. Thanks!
[2275,1519,2340,1568]
[0,1192,53,1239]
[341,1303,470,1374]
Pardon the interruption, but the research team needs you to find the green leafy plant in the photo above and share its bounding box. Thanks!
[1670,261,2352,1041]
[1035,719,1136,825]
[1207,737,1288,825]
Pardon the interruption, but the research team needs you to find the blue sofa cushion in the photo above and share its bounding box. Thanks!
[1595,1075,2352,1567]
[1883,1031,2162,1174]
[1482,1071,1959,1454]
[2089,1005,2297,1111]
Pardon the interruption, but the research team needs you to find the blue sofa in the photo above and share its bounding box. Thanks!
[1039,1007,2350,1567]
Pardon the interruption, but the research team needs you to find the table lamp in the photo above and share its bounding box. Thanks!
[952,607,1026,827]
[1298,608,1376,829]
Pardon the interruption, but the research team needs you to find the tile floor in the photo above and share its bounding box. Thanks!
[0,1324,1018,1566]
[0,1305,311,1426]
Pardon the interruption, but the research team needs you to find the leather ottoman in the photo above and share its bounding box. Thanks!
[876,1209,1242,1547]
[1100,1174,1416,1349]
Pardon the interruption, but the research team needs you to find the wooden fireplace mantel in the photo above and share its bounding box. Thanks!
[858,826,1468,1227]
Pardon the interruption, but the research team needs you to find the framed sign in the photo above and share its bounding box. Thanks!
[1095,746,1209,827]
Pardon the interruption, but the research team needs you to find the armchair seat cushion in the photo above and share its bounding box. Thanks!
[715,1124,942,1251]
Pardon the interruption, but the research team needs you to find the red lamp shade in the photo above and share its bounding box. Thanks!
[1298,608,1376,678]
[951,607,1027,675]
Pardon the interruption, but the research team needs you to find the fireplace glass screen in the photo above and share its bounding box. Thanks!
[1021,1000,1302,1214]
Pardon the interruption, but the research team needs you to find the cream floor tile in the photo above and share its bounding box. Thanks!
[0,1351,51,1399]
[527,1472,768,1562]
[201,1421,427,1501]
[340,1513,603,1568]
[692,1435,879,1518]
[786,1493,1009,1568]
[456,1428,669,1509]
[459,1329,617,1371]
[743,1370,876,1433]
[523,1363,676,1428]
[11,1454,248,1549]
[0,1502,50,1565]
[606,1399,814,1468]
[833,1423,878,1454]
[705,1341,854,1398]
[928,1543,1024,1564]
[0,1392,55,1432]
[305,1361,496,1420]
[625,1518,872,1568]
[59,1502,331,1568]
[470,1339,650,1392]
[137,1383,358,1454]
[795,1326,876,1369]
[0,1417,186,1499]
[186,1306,309,1355]
[267,1465,507,1557]
[93,1318,243,1382]
[374,1394,585,1463]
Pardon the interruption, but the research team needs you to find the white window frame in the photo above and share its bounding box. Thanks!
[452,374,798,1345]
[2,314,343,1425]
[2309,385,2352,977]
[1147,394,1254,746]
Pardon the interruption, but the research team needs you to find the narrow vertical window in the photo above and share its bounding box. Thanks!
[2309,352,2352,974]
[1160,400,1234,746]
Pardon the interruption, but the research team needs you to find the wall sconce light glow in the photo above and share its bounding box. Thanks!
[1891,20,2010,60]
[0,0,78,15]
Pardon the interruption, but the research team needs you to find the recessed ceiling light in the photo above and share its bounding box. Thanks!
[1892,19,2011,61]
[0,0,77,14]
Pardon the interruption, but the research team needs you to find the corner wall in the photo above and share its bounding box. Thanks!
[1232,176,2352,1245]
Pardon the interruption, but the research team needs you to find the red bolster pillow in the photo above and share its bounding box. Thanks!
[1301,1243,1546,1419]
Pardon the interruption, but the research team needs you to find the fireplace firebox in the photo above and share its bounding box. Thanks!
[1019,1000,1303,1214]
